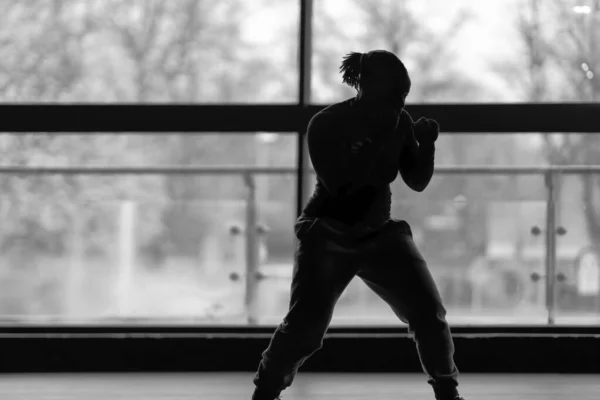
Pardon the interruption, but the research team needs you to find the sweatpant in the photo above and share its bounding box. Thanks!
[253,216,460,400]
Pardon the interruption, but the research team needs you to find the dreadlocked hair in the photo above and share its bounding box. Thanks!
[339,52,364,91]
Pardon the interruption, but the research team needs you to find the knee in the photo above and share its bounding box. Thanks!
[280,308,331,344]
[284,296,335,331]
[281,314,329,336]
[277,319,327,353]
[407,301,449,334]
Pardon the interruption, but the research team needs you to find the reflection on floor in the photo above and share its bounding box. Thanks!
[0,373,596,400]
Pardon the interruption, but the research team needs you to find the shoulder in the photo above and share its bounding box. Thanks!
[308,98,354,132]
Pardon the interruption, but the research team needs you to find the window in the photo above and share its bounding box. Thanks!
[0,0,299,103]
[0,132,298,323]
[312,0,600,103]
[300,133,600,326]
[1,0,599,328]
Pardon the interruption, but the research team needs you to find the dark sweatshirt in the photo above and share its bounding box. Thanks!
[301,97,435,228]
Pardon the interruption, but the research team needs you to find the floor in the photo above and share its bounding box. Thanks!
[0,372,596,399]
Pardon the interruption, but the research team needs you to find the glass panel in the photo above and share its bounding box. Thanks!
[259,175,549,326]
[1,0,298,103]
[3,129,598,326]
[554,174,600,325]
[313,0,600,103]
[435,133,600,166]
[0,193,297,323]
[0,132,297,324]
[298,131,599,326]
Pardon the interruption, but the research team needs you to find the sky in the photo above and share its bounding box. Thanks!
[240,0,554,149]
[242,0,524,98]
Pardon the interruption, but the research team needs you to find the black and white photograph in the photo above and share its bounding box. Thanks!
[0,0,598,399]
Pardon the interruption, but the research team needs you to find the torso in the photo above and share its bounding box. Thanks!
[301,98,406,227]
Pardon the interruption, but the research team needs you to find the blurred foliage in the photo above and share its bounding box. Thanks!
[0,0,598,268]
[0,0,293,259]
[501,0,600,245]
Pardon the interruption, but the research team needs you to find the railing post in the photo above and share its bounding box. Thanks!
[544,170,558,325]
[243,172,260,325]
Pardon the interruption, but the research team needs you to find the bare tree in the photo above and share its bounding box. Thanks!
[509,0,600,244]
[0,0,168,260]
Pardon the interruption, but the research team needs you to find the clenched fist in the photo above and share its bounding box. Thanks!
[413,117,439,144]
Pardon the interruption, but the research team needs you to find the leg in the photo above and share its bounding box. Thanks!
[253,218,358,399]
[356,220,460,400]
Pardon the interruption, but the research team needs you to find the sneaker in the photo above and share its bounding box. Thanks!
[252,388,282,400]
[252,395,281,400]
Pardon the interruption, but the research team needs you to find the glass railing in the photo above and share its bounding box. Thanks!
[0,166,598,326]
[553,193,600,325]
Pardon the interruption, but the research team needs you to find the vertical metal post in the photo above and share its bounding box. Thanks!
[117,201,136,318]
[67,206,84,318]
[296,0,314,218]
[243,172,260,325]
[544,171,557,325]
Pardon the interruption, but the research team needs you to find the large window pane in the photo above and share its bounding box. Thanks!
[258,193,550,326]
[295,132,600,326]
[3,130,599,326]
[269,172,599,326]
[312,0,600,103]
[0,132,297,323]
[0,0,298,103]
[300,176,551,326]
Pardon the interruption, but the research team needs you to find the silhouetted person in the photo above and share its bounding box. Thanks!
[251,50,464,400]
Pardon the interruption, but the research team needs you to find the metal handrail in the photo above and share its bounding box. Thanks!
[0,165,599,175]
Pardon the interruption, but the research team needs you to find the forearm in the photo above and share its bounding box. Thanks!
[399,142,435,192]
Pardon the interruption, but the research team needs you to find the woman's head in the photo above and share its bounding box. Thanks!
[340,50,411,110]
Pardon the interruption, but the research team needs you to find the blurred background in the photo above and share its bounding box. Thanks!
[0,0,598,327]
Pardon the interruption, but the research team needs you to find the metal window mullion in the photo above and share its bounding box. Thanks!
[296,0,313,219]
